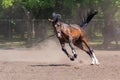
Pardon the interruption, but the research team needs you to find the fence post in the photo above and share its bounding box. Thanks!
[26,11,32,43]
[8,19,12,40]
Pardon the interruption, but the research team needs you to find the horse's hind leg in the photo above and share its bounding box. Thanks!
[74,42,93,61]
[74,39,99,65]
[60,43,75,61]
[82,39,100,65]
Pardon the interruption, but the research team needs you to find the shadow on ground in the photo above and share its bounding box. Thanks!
[30,64,71,67]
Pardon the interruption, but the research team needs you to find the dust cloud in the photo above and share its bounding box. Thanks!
[29,36,91,64]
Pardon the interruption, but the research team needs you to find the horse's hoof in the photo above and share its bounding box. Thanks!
[91,62,100,65]
[74,54,77,58]
[90,63,94,65]
[70,57,74,61]
[96,62,100,65]
[91,61,95,65]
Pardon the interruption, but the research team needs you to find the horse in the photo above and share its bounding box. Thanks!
[48,10,100,65]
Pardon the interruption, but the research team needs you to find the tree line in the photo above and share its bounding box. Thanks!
[0,0,120,47]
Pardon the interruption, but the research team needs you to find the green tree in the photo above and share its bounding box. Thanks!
[97,0,120,47]
[1,0,14,8]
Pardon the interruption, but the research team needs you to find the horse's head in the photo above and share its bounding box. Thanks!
[48,12,61,25]
[48,13,62,38]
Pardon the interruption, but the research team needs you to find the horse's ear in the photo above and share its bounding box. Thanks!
[52,12,56,18]
[48,18,54,22]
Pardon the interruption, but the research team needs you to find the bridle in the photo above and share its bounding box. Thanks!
[55,22,62,38]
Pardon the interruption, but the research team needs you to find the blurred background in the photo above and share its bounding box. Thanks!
[0,0,120,49]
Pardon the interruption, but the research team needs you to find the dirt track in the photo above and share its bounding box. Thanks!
[0,38,120,80]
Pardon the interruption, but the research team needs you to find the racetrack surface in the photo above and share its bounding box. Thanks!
[0,38,120,80]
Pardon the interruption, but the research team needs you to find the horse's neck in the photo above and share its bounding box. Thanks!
[61,22,69,27]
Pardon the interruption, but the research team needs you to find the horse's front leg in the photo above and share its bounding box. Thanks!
[60,43,75,61]
[69,37,77,58]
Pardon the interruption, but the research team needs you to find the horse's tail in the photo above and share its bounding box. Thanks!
[80,10,98,28]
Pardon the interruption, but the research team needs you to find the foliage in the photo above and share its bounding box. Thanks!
[1,0,14,8]
[22,0,55,9]
[1,0,55,9]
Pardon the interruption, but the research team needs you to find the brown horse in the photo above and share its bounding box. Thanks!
[48,10,99,65]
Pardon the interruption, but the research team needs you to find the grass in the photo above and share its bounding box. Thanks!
[90,41,103,45]
[0,41,26,48]
[0,39,119,50]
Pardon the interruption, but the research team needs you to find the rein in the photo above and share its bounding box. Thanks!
[30,34,56,47]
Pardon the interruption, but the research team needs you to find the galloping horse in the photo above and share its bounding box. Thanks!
[48,10,99,65]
